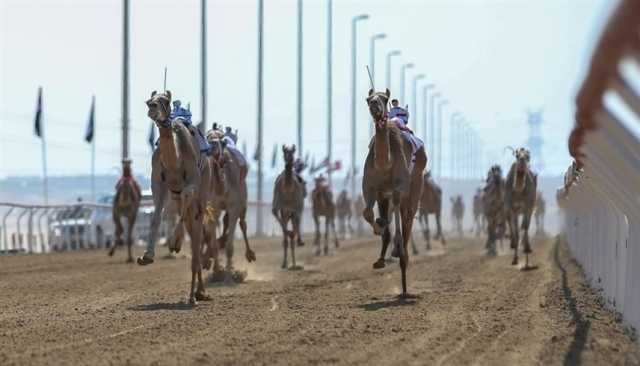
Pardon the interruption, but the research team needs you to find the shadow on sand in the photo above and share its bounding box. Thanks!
[128,302,197,311]
[357,295,419,311]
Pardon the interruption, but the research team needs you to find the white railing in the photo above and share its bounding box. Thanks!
[560,0,640,334]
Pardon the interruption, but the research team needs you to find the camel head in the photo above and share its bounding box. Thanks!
[208,134,228,168]
[366,88,391,129]
[146,90,172,126]
[486,164,502,186]
[282,144,296,167]
[514,147,530,173]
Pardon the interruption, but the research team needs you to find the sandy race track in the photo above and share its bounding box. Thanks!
[1,234,639,366]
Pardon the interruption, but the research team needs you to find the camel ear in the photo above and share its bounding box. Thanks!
[291,144,296,153]
[385,88,391,98]
[151,90,157,98]
[282,144,287,152]
[368,89,374,97]
[165,90,172,101]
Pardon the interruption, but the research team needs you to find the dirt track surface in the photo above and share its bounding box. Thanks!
[1,234,639,366]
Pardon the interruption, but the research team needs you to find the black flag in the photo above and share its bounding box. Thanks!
[34,87,43,138]
[84,96,95,143]
[148,122,156,151]
[271,143,278,168]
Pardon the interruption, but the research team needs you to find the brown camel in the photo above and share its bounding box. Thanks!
[362,88,427,297]
[505,147,537,268]
[109,159,141,262]
[336,190,353,239]
[204,130,256,278]
[311,176,339,255]
[418,171,446,250]
[138,90,212,305]
[534,190,546,235]
[272,145,306,270]
[472,188,485,236]
[483,165,506,256]
[451,195,465,237]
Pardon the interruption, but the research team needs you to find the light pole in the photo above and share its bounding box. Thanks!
[428,92,441,173]
[449,112,460,180]
[399,62,414,104]
[422,84,435,145]
[436,99,449,179]
[385,50,401,92]
[369,33,386,137]
[327,0,333,185]
[200,0,207,133]
[256,0,264,236]
[121,0,129,162]
[411,74,425,136]
[296,0,303,157]
[350,13,369,198]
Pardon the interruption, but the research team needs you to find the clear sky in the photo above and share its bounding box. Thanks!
[0,0,615,179]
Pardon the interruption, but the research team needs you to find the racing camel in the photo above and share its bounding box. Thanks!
[472,188,485,236]
[505,147,537,268]
[451,196,465,237]
[272,145,306,270]
[109,159,141,262]
[138,90,212,305]
[534,191,546,235]
[204,129,256,278]
[362,88,426,297]
[483,165,506,256]
[336,189,353,239]
[418,171,446,250]
[311,176,339,255]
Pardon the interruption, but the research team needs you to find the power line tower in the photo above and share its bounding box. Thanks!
[526,108,544,174]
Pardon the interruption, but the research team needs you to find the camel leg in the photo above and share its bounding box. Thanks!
[332,216,339,249]
[323,217,330,255]
[110,212,123,257]
[362,187,382,235]
[313,214,321,256]
[410,231,418,255]
[510,214,520,265]
[239,210,256,263]
[185,210,203,304]
[422,212,431,251]
[522,210,533,268]
[373,198,391,269]
[291,215,301,269]
[391,193,404,259]
[223,211,240,273]
[399,203,415,297]
[218,212,229,249]
[126,213,137,263]
[138,159,166,265]
[278,212,289,269]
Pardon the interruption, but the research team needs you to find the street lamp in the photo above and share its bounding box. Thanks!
[428,92,441,173]
[327,0,333,185]
[448,112,461,180]
[296,0,303,157]
[436,99,449,179]
[256,0,265,236]
[399,62,414,104]
[350,13,369,198]
[385,50,401,92]
[369,33,386,137]
[422,84,435,144]
[411,74,425,136]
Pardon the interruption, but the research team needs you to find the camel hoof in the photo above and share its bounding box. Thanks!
[188,296,197,305]
[315,247,322,256]
[195,291,211,301]
[375,218,387,228]
[137,255,154,266]
[373,258,386,269]
[297,240,305,247]
[245,250,257,263]
[398,293,418,300]
[323,246,329,256]
[511,257,518,265]
[281,261,288,270]
[202,257,212,271]
[126,257,134,263]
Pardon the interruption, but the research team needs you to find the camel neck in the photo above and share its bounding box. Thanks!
[212,162,224,195]
[284,162,294,186]
[374,125,391,170]
[158,125,179,171]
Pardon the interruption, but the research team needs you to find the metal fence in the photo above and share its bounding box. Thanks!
[0,200,364,254]
[559,0,640,334]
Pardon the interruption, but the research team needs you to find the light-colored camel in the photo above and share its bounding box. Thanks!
[483,165,506,256]
[272,145,306,270]
[109,160,140,263]
[472,188,485,236]
[138,90,212,305]
[362,88,426,297]
[311,177,339,255]
[451,196,465,237]
[505,147,537,268]
[336,190,353,239]
[204,132,256,277]
[418,171,446,251]
[534,191,546,235]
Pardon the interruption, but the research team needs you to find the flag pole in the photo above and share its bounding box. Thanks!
[41,121,49,205]
[91,96,96,203]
